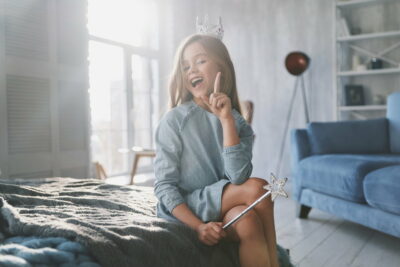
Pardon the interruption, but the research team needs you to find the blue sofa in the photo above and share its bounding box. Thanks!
[291,92,400,238]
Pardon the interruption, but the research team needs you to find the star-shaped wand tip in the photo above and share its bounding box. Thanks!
[263,173,288,201]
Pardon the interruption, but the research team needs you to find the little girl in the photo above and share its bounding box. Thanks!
[154,34,279,267]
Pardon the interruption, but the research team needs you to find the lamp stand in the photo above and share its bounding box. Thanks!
[276,74,310,177]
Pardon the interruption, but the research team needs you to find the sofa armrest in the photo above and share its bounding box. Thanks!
[387,92,400,153]
[308,118,389,154]
[291,129,311,201]
[291,129,311,171]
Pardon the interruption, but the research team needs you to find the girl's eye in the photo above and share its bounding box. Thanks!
[197,59,206,64]
[183,66,190,72]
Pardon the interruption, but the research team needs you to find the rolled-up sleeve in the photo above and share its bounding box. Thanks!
[154,117,185,213]
[223,115,254,185]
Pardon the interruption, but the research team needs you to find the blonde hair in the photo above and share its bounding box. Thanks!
[168,34,242,114]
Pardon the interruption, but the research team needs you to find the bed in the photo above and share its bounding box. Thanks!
[0,177,292,267]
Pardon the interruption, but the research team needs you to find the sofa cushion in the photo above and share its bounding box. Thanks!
[364,165,400,215]
[387,92,400,153]
[308,118,389,154]
[297,154,400,202]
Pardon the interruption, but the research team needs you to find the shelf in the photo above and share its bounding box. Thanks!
[336,0,395,8]
[339,105,387,111]
[335,0,398,121]
[338,68,400,76]
[337,31,400,42]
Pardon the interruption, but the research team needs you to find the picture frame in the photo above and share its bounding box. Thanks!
[345,85,365,106]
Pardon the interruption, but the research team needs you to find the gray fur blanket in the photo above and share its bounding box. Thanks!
[0,178,292,267]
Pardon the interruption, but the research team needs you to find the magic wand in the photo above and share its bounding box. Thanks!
[222,173,288,229]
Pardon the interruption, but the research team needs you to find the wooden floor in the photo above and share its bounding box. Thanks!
[274,194,400,267]
[108,175,400,267]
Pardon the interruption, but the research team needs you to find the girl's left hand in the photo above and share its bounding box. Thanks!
[201,72,232,120]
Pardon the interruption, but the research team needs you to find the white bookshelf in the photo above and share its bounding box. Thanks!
[339,105,386,111]
[338,68,400,76]
[334,0,400,120]
[336,0,396,8]
[337,30,400,42]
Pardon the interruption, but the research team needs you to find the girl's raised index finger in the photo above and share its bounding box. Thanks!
[214,72,221,93]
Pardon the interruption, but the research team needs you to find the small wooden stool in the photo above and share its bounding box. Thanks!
[130,147,156,185]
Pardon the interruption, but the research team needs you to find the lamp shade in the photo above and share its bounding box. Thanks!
[285,52,310,76]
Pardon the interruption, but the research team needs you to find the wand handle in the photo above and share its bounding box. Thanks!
[222,191,271,229]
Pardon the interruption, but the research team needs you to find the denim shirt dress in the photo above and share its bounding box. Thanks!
[154,100,254,223]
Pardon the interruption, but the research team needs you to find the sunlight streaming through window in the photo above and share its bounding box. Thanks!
[87,0,158,49]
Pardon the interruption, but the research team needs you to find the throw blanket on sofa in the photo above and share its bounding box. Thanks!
[0,178,292,267]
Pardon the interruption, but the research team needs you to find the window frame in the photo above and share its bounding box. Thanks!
[89,34,159,177]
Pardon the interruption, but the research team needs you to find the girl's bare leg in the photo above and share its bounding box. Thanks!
[221,178,279,267]
[223,206,270,267]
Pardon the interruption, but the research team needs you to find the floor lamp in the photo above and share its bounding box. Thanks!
[276,51,311,177]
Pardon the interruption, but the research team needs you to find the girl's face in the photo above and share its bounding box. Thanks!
[182,42,220,100]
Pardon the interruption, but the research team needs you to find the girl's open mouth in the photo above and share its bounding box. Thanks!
[191,77,204,88]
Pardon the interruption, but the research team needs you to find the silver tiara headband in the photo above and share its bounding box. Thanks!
[196,15,224,40]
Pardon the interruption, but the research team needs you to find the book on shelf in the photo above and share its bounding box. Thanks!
[337,19,344,36]
[340,17,350,36]
[336,15,350,37]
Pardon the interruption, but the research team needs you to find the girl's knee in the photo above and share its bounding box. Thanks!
[222,178,273,211]
[247,177,268,188]
[245,178,275,210]
[244,178,269,202]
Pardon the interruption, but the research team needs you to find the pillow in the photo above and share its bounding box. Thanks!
[308,118,389,154]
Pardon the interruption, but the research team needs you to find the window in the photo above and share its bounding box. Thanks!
[88,0,159,176]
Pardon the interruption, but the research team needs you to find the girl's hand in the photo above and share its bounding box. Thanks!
[196,222,226,246]
[201,72,233,121]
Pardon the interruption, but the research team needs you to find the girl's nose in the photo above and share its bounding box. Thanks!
[188,65,198,74]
